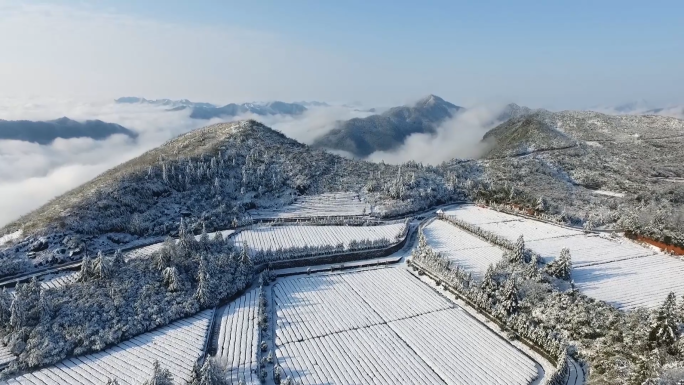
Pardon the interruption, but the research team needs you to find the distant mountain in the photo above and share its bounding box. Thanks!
[494,103,534,123]
[0,117,137,145]
[295,101,330,107]
[312,95,464,157]
[115,97,216,109]
[189,101,307,120]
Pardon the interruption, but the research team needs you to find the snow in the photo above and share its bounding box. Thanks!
[442,205,521,225]
[2,310,213,385]
[447,204,683,310]
[477,220,581,242]
[527,234,654,266]
[215,288,260,384]
[0,344,15,367]
[125,230,234,260]
[573,254,684,310]
[592,190,625,197]
[39,270,79,290]
[232,223,404,256]
[251,192,369,218]
[273,267,541,384]
[0,230,22,246]
[423,220,506,279]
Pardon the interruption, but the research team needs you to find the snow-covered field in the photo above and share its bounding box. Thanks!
[573,254,684,310]
[2,310,213,385]
[477,220,582,242]
[215,288,260,384]
[39,270,79,289]
[252,192,369,218]
[0,345,14,368]
[423,220,505,279]
[527,235,654,266]
[273,267,540,384]
[442,205,520,225]
[449,204,684,310]
[232,224,404,256]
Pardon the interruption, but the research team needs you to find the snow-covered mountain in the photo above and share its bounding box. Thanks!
[311,95,465,157]
[0,117,137,144]
[115,96,216,109]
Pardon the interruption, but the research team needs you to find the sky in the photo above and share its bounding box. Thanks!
[1,0,683,109]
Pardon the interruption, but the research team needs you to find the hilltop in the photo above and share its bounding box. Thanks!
[0,120,475,277]
[311,95,464,157]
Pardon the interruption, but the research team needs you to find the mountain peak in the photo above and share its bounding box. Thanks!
[415,94,446,108]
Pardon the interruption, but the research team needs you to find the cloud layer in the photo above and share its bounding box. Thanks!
[366,104,507,165]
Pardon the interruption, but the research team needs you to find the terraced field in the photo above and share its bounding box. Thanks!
[447,204,684,310]
[215,288,260,384]
[2,310,213,385]
[272,267,542,384]
[423,219,505,279]
[232,223,405,257]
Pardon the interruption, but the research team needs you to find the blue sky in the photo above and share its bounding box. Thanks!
[2,0,683,109]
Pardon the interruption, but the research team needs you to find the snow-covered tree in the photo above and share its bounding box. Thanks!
[0,287,12,324]
[106,379,120,385]
[93,251,111,279]
[536,196,546,212]
[199,223,210,251]
[195,256,211,306]
[112,249,125,269]
[9,298,25,330]
[197,358,226,385]
[500,278,519,315]
[481,265,497,294]
[78,254,92,282]
[143,361,173,385]
[163,266,181,292]
[546,248,572,280]
[511,235,525,263]
[273,365,283,384]
[649,292,679,349]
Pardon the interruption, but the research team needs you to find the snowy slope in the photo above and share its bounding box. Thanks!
[2,310,212,385]
[251,192,369,218]
[423,220,506,279]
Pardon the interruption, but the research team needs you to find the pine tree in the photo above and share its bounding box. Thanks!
[195,256,211,307]
[649,292,679,349]
[162,266,181,292]
[511,235,525,263]
[143,361,173,385]
[9,297,25,330]
[38,290,54,323]
[78,254,92,282]
[93,251,111,279]
[154,246,171,271]
[112,249,125,269]
[481,265,497,294]
[0,288,12,324]
[501,278,519,315]
[546,248,572,280]
[198,358,225,385]
[199,223,210,251]
[536,196,546,212]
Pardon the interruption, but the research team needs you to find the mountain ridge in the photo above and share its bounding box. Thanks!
[0,117,138,145]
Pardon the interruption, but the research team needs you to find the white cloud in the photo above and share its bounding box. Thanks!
[366,104,507,165]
